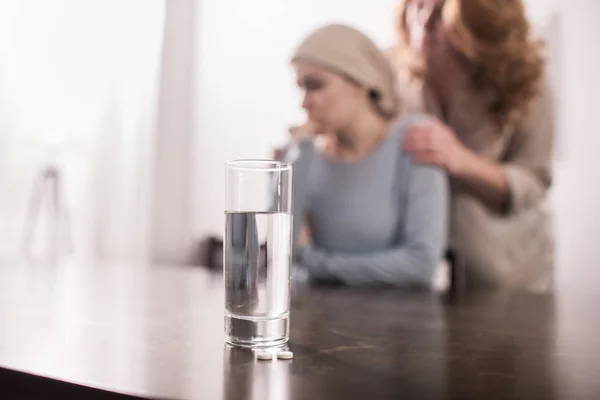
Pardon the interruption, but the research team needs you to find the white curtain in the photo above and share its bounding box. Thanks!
[0,0,166,264]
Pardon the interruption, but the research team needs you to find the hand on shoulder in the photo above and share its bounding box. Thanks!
[403,118,472,176]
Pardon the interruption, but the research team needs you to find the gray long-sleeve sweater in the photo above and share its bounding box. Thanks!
[283,115,449,288]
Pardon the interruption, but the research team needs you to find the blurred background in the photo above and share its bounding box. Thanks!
[0,0,597,292]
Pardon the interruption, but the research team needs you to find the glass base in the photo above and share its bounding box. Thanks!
[225,313,289,348]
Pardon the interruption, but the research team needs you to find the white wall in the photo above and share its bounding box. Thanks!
[151,0,197,264]
[193,0,600,289]
[542,1,600,290]
[523,0,600,290]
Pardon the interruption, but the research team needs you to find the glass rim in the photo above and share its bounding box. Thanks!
[225,159,292,172]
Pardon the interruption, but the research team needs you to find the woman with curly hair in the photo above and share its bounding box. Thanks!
[393,0,555,291]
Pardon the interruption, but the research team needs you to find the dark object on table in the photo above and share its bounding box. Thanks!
[445,247,466,300]
[202,236,266,272]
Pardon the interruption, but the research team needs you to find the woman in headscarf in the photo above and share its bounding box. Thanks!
[393,0,555,292]
[284,24,448,288]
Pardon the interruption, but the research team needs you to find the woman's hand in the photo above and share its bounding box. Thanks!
[289,119,322,138]
[290,119,338,158]
[404,120,510,210]
[403,121,472,176]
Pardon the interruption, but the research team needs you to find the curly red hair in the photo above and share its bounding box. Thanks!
[396,0,546,128]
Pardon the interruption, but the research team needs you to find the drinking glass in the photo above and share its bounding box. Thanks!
[224,160,292,347]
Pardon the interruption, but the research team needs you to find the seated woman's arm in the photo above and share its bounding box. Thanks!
[297,160,449,288]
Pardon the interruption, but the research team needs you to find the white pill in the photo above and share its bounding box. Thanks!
[277,351,294,360]
[256,351,273,361]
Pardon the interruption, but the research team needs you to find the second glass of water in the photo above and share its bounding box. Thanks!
[224,160,292,348]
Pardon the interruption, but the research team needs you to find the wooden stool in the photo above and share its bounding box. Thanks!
[21,165,73,262]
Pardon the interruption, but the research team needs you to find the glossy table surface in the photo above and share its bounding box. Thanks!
[0,262,598,399]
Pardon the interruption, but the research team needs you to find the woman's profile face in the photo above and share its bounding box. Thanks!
[294,60,365,133]
[405,0,451,64]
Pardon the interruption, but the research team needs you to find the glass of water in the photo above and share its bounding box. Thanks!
[224,160,292,348]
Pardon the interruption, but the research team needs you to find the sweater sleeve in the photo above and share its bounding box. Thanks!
[297,159,449,288]
[502,82,555,213]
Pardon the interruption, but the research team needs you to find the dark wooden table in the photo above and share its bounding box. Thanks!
[0,262,598,399]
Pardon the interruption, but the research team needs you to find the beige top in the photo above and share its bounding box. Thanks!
[397,72,555,292]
